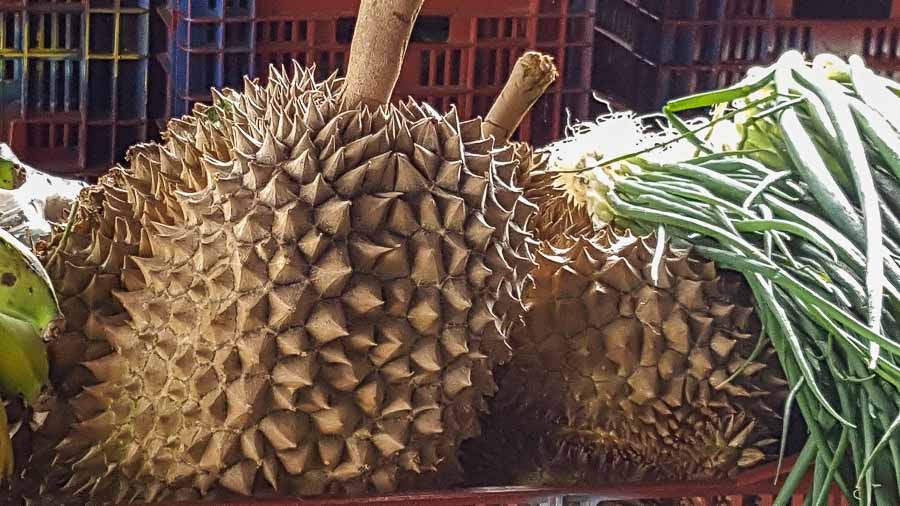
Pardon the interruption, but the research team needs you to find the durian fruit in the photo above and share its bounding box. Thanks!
[511,143,593,243]
[463,231,787,487]
[462,64,785,489]
[13,1,538,503]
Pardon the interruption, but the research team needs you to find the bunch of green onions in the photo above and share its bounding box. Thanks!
[582,51,900,505]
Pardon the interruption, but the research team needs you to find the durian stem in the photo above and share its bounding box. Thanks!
[343,0,424,109]
[483,52,558,145]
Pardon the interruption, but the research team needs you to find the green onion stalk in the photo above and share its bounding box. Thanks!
[549,51,900,505]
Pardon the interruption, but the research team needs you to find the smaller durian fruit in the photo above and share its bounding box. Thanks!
[464,231,787,487]
[512,143,594,243]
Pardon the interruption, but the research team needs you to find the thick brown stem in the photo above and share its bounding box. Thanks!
[483,52,558,145]
[342,0,424,109]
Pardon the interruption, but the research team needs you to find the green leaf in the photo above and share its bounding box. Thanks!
[0,404,12,482]
[0,159,18,191]
[0,227,59,333]
[0,312,48,401]
[0,227,57,402]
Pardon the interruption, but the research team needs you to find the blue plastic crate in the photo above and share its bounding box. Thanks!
[163,0,256,116]
[0,57,24,114]
[167,0,254,21]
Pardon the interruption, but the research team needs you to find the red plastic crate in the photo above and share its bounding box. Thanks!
[141,457,849,506]
[252,0,594,146]
[6,0,593,175]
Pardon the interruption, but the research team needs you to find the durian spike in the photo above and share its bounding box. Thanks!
[342,0,424,109]
[483,52,558,144]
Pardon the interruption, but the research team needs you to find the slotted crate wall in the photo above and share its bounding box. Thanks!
[526,0,594,145]
[160,0,256,117]
[163,457,850,506]
[4,0,592,176]
[593,0,900,111]
[0,0,151,175]
[172,0,594,144]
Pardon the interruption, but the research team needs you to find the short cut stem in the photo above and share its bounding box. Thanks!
[342,0,424,109]
[483,52,558,144]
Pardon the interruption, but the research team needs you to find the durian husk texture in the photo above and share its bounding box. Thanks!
[10,62,538,504]
[509,142,593,243]
[463,230,787,487]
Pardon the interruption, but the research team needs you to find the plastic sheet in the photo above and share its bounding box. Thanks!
[0,144,85,246]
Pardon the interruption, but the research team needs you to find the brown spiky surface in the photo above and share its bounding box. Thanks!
[13,63,537,504]
[463,231,786,487]
[511,143,593,244]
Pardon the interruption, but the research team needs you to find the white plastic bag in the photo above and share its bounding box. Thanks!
[0,144,85,245]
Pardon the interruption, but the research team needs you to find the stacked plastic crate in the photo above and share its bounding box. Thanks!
[251,1,355,88]
[3,0,592,174]
[160,0,256,118]
[594,0,900,112]
[525,0,594,145]
[249,0,594,144]
[0,0,152,176]
[863,23,900,80]
[593,0,761,111]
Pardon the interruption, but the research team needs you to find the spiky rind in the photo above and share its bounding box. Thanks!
[14,63,536,504]
[511,143,593,243]
[464,231,786,486]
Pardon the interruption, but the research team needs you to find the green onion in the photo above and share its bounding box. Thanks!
[567,52,900,503]
[792,67,885,368]
[779,108,864,241]
[848,98,900,181]
[665,65,777,112]
[849,55,900,132]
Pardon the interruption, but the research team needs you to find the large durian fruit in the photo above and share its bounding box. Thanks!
[10,1,539,503]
